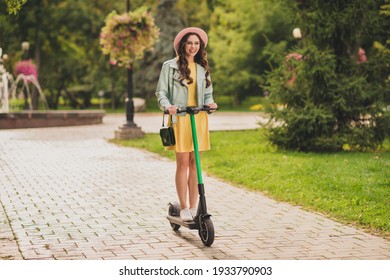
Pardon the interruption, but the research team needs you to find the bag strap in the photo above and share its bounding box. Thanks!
[162,68,175,127]
[162,113,165,127]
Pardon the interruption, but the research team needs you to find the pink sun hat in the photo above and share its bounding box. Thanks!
[173,27,208,54]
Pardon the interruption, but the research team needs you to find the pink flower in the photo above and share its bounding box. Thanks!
[357,48,367,64]
[15,60,38,78]
[284,52,302,86]
[285,52,302,61]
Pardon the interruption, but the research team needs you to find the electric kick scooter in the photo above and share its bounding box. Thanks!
[166,106,216,246]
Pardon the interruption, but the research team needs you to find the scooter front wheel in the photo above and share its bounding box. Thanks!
[168,202,181,231]
[199,218,214,246]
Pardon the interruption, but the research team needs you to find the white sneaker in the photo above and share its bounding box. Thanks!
[189,208,197,218]
[180,208,193,222]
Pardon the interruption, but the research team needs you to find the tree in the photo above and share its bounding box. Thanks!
[133,0,185,103]
[0,0,126,109]
[208,0,293,106]
[379,0,390,89]
[176,0,211,30]
[3,0,27,14]
[265,0,390,151]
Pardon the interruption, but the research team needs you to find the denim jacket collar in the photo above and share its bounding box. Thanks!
[166,57,206,87]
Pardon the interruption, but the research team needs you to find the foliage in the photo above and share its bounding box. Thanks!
[99,8,159,69]
[265,0,390,152]
[114,129,390,238]
[378,0,390,78]
[3,0,26,14]
[133,0,185,102]
[381,0,390,17]
[209,0,293,105]
[1,0,389,115]
[176,0,211,30]
[0,0,158,109]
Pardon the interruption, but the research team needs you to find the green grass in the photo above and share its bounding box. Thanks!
[211,95,268,112]
[113,130,390,238]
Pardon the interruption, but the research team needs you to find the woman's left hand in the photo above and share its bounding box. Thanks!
[207,103,218,113]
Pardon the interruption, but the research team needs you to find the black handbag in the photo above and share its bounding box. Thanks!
[160,116,175,146]
[160,68,175,146]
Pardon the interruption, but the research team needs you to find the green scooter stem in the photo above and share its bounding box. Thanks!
[190,114,203,184]
[189,113,208,215]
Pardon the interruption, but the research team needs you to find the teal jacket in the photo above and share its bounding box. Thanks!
[155,58,214,120]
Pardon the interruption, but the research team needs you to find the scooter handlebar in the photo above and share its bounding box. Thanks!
[164,105,219,115]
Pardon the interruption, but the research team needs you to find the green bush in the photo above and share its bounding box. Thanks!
[265,1,389,152]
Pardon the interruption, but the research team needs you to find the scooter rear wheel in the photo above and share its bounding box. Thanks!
[199,218,214,246]
[170,222,181,231]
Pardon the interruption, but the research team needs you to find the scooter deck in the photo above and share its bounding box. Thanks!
[167,215,198,230]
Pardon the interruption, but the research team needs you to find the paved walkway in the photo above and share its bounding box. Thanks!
[0,113,389,260]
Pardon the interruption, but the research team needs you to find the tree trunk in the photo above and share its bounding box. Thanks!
[64,88,84,109]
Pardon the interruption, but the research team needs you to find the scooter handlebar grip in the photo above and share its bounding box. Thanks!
[163,108,186,114]
[203,105,219,114]
[164,106,219,114]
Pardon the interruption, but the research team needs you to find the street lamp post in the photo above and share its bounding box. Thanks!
[114,0,144,139]
[125,0,136,127]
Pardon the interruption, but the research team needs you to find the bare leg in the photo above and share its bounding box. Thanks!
[188,151,201,209]
[175,152,190,209]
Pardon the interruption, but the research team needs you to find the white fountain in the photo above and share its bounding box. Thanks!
[0,48,10,113]
[0,47,104,129]
[9,73,49,111]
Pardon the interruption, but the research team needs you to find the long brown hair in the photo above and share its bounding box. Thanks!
[177,32,211,88]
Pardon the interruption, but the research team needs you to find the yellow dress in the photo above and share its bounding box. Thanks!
[167,62,210,153]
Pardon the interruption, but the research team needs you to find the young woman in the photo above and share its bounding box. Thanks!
[155,27,218,222]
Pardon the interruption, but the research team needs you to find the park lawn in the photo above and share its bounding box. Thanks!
[112,129,390,238]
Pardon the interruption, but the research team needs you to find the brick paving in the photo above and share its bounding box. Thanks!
[0,113,389,260]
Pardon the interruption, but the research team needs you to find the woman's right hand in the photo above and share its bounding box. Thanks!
[166,105,178,115]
